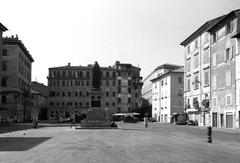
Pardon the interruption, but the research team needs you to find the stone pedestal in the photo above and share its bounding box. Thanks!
[80,89,116,128]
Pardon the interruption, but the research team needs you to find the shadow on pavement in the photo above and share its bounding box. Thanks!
[0,124,45,134]
[0,137,51,151]
[119,128,143,131]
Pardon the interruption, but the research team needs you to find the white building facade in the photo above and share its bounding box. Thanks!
[151,64,184,122]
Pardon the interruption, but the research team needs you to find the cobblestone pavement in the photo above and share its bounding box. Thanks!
[0,122,240,163]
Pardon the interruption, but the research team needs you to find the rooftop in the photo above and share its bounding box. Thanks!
[0,22,7,31]
[3,36,34,62]
[180,15,225,46]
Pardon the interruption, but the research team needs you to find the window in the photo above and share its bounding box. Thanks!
[128,87,131,93]
[217,26,226,41]
[86,91,89,97]
[79,91,82,97]
[1,95,6,104]
[194,74,199,90]
[118,98,121,103]
[226,71,232,86]
[112,102,115,106]
[187,46,190,54]
[2,61,7,71]
[128,80,131,86]
[62,81,65,86]
[225,48,232,61]
[82,81,84,86]
[112,80,116,86]
[106,91,109,97]
[203,47,209,64]
[112,72,116,78]
[194,40,198,49]
[204,69,209,86]
[212,75,217,89]
[226,95,232,105]
[62,91,65,97]
[2,49,7,56]
[186,58,191,72]
[161,80,164,86]
[118,87,121,93]
[112,91,116,97]
[226,22,231,34]
[86,71,90,78]
[106,102,109,106]
[118,80,121,86]
[128,98,131,103]
[75,91,78,97]
[202,33,209,44]
[1,76,7,87]
[68,91,71,97]
[187,77,191,91]
[87,80,89,86]
[212,32,217,43]
[194,53,199,69]
[178,77,182,84]
[226,19,235,34]
[106,71,109,78]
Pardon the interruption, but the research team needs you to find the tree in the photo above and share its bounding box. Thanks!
[133,98,152,119]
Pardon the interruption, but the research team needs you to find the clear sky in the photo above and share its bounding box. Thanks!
[0,0,239,85]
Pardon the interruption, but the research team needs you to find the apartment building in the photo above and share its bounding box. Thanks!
[181,9,240,128]
[31,82,48,120]
[151,64,184,122]
[0,35,34,122]
[47,61,142,120]
[142,64,182,105]
[208,10,240,128]
[0,22,8,123]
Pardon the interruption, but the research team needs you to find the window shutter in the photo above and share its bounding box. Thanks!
[224,50,226,61]
[230,46,233,59]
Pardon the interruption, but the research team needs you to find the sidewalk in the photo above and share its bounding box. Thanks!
[190,125,240,135]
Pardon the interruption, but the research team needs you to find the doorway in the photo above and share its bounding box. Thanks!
[220,114,224,128]
[212,113,217,127]
[226,114,233,128]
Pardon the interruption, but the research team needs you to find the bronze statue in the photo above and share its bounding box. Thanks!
[92,61,101,89]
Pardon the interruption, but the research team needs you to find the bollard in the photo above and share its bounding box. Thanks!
[207,126,212,143]
[144,117,148,128]
[33,119,38,129]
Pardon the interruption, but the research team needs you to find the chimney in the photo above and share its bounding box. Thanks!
[68,62,71,66]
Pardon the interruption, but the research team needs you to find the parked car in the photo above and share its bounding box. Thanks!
[148,117,156,122]
[187,120,198,126]
[58,117,71,123]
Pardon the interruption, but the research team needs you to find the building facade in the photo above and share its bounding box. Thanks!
[47,61,142,120]
[151,64,184,122]
[0,35,34,123]
[0,22,8,123]
[180,16,224,127]
[31,82,48,120]
[208,10,240,128]
[181,9,240,128]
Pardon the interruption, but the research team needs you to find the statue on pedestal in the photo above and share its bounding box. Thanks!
[92,61,101,89]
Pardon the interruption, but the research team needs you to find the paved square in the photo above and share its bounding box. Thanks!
[0,123,240,163]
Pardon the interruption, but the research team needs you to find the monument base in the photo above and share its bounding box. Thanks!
[79,108,117,129]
